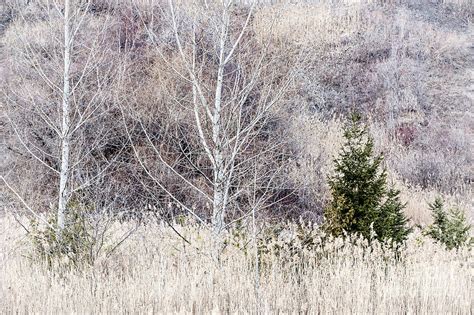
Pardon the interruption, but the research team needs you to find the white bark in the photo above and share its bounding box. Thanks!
[210,8,229,254]
[5,0,118,237]
[57,0,72,233]
[131,0,294,261]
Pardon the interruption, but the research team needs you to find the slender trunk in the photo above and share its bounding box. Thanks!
[57,0,72,233]
[210,12,228,261]
[211,162,225,260]
[252,203,260,311]
[211,110,225,260]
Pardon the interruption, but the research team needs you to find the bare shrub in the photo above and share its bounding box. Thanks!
[260,2,472,193]
[285,114,344,220]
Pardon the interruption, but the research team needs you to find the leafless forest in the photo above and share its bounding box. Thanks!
[0,0,473,313]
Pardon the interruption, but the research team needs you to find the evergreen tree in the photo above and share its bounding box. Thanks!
[377,188,412,244]
[426,198,447,242]
[426,197,472,249]
[325,114,411,243]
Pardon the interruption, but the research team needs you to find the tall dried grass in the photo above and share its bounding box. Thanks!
[1,215,472,313]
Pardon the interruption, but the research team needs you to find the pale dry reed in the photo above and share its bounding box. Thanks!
[0,215,472,314]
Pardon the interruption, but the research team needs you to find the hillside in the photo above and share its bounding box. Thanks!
[0,1,472,313]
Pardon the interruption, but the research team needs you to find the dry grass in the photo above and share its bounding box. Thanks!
[0,1,472,312]
[0,215,472,314]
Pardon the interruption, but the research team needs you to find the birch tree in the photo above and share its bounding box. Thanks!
[126,0,296,259]
[3,0,121,236]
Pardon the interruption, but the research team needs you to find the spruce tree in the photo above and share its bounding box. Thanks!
[377,188,411,244]
[426,198,472,249]
[426,198,447,243]
[325,114,411,243]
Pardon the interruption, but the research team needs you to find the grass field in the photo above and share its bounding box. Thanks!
[1,215,472,314]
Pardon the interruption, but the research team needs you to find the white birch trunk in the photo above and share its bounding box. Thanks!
[210,11,229,260]
[57,0,72,233]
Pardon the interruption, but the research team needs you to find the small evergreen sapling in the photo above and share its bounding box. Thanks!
[425,197,472,249]
[324,114,411,243]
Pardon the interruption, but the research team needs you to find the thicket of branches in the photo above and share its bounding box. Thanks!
[1,0,472,257]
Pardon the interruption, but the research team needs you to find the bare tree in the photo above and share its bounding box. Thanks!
[3,0,121,236]
[125,0,296,260]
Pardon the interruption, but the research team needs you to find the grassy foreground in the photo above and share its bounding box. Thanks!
[0,215,472,314]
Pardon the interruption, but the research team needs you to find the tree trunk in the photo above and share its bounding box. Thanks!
[211,162,226,261]
[57,0,72,234]
[210,17,228,260]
